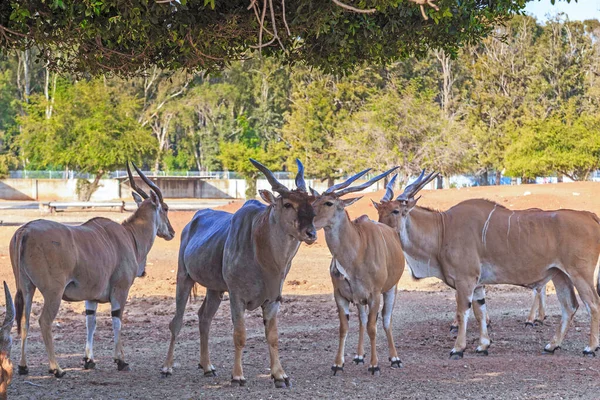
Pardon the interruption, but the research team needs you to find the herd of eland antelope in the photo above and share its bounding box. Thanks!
[0,158,599,394]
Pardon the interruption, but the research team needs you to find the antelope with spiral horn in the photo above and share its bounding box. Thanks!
[311,167,404,375]
[10,162,174,377]
[162,159,316,388]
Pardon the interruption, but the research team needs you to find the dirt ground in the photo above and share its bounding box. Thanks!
[3,181,600,399]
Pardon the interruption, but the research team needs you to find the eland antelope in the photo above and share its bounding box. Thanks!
[1,282,15,400]
[378,177,548,336]
[375,170,600,358]
[10,163,174,378]
[162,159,316,388]
[311,167,404,375]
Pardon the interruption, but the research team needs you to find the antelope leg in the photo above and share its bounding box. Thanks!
[162,273,195,376]
[332,291,349,374]
[545,271,578,353]
[230,294,246,385]
[83,300,98,369]
[198,289,223,376]
[382,286,401,367]
[17,280,35,375]
[39,292,65,377]
[472,287,490,355]
[450,281,477,359]
[366,295,381,374]
[262,300,290,388]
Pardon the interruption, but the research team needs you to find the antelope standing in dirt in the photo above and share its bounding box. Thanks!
[1,282,15,400]
[377,177,548,334]
[10,163,174,378]
[162,159,316,388]
[376,170,600,358]
[311,167,404,375]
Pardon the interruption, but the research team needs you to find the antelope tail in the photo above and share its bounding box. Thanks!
[15,290,23,336]
[11,227,27,335]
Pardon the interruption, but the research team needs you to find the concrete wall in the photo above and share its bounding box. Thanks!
[0,177,391,201]
[0,179,121,201]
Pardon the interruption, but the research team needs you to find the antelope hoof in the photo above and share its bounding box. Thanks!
[49,368,66,378]
[449,350,464,360]
[368,366,380,375]
[115,359,130,371]
[353,354,365,365]
[198,363,217,376]
[524,321,534,328]
[83,357,96,370]
[18,365,29,375]
[583,348,596,357]
[389,357,403,368]
[534,319,544,326]
[449,325,458,334]
[272,375,291,388]
[475,349,488,356]
[542,345,561,355]
[231,377,247,386]
[331,365,344,376]
[161,367,172,377]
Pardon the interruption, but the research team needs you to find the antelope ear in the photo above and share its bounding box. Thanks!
[259,189,277,205]
[407,195,422,211]
[310,187,320,197]
[150,189,160,206]
[342,196,362,208]
[371,199,380,210]
[132,192,144,206]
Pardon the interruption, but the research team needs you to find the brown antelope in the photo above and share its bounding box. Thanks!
[311,167,404,375]
[11,163,174,378]
[1,282,15,400]
[162,159,316,388]
[376,170,600,358]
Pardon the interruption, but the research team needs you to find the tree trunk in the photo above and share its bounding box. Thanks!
[480,170,488,186]
[495,170,501,185]
[76,172,103,202]
[436,175,443,189]
[245,176,257,199]
[557,174,563,183]
[327,176,335,188]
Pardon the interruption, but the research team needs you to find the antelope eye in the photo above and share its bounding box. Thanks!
[283,203,292,209]
[325,201,334,207]
[392,210,400,215]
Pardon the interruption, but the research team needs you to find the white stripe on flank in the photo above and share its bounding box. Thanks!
[507,211,515,243]
[481,205,498,248]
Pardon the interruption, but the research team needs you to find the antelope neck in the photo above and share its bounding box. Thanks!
[323,210,360,262]
[123,204,157,265]
[253,206,301,273]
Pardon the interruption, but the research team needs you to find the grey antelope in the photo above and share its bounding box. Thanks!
[375,170,600,358]
[162,159,316,388]
[311,167,404,375]
[1,282,15,400]
[10,163,174,378]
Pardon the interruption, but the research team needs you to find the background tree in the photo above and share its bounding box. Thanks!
[504,107,600,181]
[18,78,155,199]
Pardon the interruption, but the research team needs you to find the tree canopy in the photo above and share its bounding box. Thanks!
[0,15,599,188]
[0,0,532,75]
